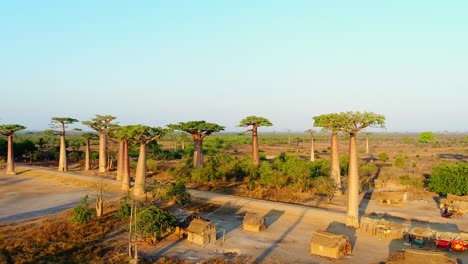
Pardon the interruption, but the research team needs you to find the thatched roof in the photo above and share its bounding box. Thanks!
[186,219,214,234]
[448,193,468,202]
[310,231,349,248]
[404,249,458,264]
[408,227,435,238]
[436,231,459,241]
[243,213,265,226]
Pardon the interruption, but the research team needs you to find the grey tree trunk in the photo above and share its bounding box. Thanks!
[193,139,204,168]
[98,133,108,173]
[121,141,130,191]
[58,135,67,172]
[6,135,15,175]
[134,143,147,196]
[346,132,360,228]
[116,141,124,181]
[330,133,341,188]
[85,139,90,171]
[252,126,259,166]
[310,136,315,162]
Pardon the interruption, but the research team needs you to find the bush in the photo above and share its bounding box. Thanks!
[137,206,176,243]
[115,194,132,219]
[359,163,377,177]
[339,155,349,176]
[399,175,424,188]
[394,155,407,168]
[378,152,389,162]
[312,176,335,198]
[418,132,437,143]
[428,162,468,195]
[164,180,191,205]
[71,195,95,224]
[146,159,158,172]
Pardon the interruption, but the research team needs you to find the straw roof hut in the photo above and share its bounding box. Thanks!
[186,219,216,247]
[243,213,266,232]
[310,231,352,259]
[379,191,407,205]
[386,249,458,264]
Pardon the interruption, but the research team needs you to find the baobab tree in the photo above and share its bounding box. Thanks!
[51,117,79,172]
[239,116,272,166]
[342,111,385,228]
[168,121,224,168]
[82,115,117,173]
[0,124,26,175]
[313,113,348,190]
[81,132,98,171]
[127,125,167,196]
[365,132,371,154]
[115,126,132,191]
[305,129,316,162]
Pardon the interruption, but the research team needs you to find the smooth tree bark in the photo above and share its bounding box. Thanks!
[305,129,316,162]
[82,133,98,171]
[51,117,79,172]
[0,124,26,175]
[239,116,272,166]
[115,126,135,191]
[342,111,385,228]
[313,113,348,190]
[365,132,371,154]
[169,121,224,168]
[82,115,117,173]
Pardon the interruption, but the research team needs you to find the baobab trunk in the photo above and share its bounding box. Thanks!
[99,133,108,173]
[58,135,67,172]
[365,134,369,154]
[310,136,315,162]
[6,135,15,175]
[85,139,91,171]
[116,141,124,181]
[122,141,130,191]
[346,132,360,228]
[330,133,341,188]
[252,126,259,166]
[193,139,204,168]
[133,143,147,196]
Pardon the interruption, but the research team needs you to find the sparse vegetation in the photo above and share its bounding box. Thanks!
[71,195,95,224]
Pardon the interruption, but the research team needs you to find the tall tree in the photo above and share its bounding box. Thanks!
[168,121,224,168]
[115,126,136,191]
[0,124,26,175]
[365,132,371,154]
[313,113,348,190]
[342,111,385,227]
[51,117,79,172]
[239,116,272,166]
[125,125,167,196]
[81,132,98,171]
[82,115,117,173]
[305,129,316,162]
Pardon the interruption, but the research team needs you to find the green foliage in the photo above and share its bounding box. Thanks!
[164,180,191,205]
[418,132,437,143]
[168,121,225,137]
[339,155,349,176]
[402,137,411,144]
[428,162,468,195]
[146,159,158,172]
[115,194,132,219]
[239,116,273,127]
[137,206,176,242]
[71,195,95,224]
[359,163,377,177]
[394,155,408,168]
[378,152,389,162]
[399,175,424,188]
[312,176,335,197]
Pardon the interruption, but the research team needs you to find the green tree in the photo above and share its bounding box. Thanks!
[71,195,95,224]
[168,121,224,168]
[0,124,26,175]
[428,162,468,195]
[239,116,273,166]
[418,131,437,143]
[164,180,191,205]
[137,206,176,243]
[51,117,79,172]
[82,115,118,173]
[341,111,385,228]
[313,113,349,189]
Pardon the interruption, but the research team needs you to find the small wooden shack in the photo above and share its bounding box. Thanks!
[243,213,266,232]
[386,249,458,264]
[379,191,408,205]
[310,231,352,259]
[186,219,216,247]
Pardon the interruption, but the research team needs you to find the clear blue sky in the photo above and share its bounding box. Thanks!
[1,1,467,132]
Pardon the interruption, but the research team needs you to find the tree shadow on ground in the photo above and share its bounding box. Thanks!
[264,209,284,228]
[438,154,467,162]
[254,209,305,263]
[0,201,79,223]
[0,177,31,187]
[359,163,386,217]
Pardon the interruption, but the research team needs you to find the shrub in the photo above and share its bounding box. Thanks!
[146,159,158,172]
[402,137,411,144]
[137,206,176,243]
[312,176,335,198]
[377,152,389,162]
[164,180,191,205]
[339,155,349,176]
[394,155,407,168]
[399,175,424,188]
[115,194,132,219]
[418,132,437,143]
[71,195,95,224]
[359,163,377,177]
[428,162,468,195]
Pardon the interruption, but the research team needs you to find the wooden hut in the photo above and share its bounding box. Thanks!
[310,231,352,259]
[379,191,408,205]
[386,249,458,264]
[243,213,266,232]
[186,219,216,247]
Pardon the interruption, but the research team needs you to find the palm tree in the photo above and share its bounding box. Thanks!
[0,124,26,175]
[239,116,273,165]
[342,111,385,227]
[168,121,224,168]
[51,117,79,172]
[82,115,117,173]
[305,129,316,162]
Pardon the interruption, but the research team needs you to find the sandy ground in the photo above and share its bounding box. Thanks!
[1,166,467,263]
